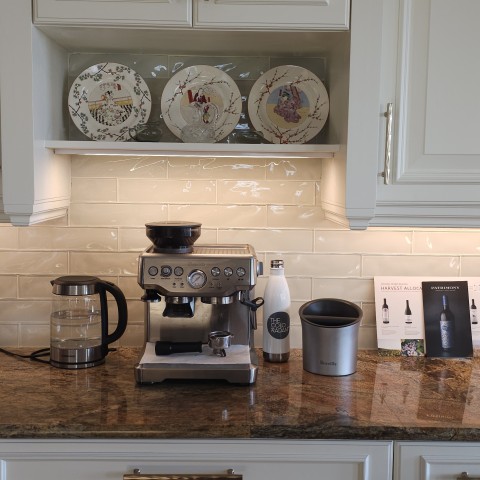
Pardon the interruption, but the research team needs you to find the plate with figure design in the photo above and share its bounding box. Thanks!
[247,65,329,144]
[68,62,151,141]
[161,65,242,143]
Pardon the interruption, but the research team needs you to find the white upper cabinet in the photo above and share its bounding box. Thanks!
[33,0,349,30]
[346,0,480,229]
[193,0,350,30]
[33,0,193,27]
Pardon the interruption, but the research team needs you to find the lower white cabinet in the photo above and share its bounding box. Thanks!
[0,439,393,480]
[395,442,480,480]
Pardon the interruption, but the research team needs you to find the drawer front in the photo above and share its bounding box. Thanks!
[0,439,392,480]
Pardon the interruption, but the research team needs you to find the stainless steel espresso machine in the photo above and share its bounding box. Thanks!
[135,222,263,384]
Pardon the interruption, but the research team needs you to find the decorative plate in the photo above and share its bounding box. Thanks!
[161,65,242,142]
[247,65,329,144]
[68,62,152,142]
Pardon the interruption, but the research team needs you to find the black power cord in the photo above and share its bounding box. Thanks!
[0,347,51,364]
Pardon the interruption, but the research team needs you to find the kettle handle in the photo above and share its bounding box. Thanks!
[97,280,128,347]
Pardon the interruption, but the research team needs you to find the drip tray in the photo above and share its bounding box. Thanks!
[135,343,258,384]
[139,343,251,365]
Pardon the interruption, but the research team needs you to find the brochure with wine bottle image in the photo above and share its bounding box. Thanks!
[374,276,480,356]
[421,281,473,358]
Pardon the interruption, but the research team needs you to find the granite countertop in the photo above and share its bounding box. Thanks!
[1,348,480,441]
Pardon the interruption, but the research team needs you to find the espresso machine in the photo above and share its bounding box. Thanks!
[134,222,263,384]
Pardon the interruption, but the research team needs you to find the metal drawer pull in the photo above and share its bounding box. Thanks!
[382,102,393,185]
[458,472,480,480]
[124,468,242,480]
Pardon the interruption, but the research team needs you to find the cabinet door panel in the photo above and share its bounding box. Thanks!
[33,0,192,27]
[393,0,480,184]
[194,0,350,30]
[395,442,480,480]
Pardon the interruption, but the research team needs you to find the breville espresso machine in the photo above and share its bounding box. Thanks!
[134,222,263,384]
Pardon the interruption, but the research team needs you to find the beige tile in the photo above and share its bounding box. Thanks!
[312,278,373,302]
[218,229,314,253]
[266,158,322,180]
[0,324,19,347]
[413,230,480,254]
[71,178,117,203]
[167,157,267,180]
[0,226,18,249]
[315,230,412,254]
[19,276,53,299]
[0,252,67,275]
[358,325,378,350]
[72,155,168,178]
[120,323,145,347]
[363,255,461,277]
[169,205,267,228]
[265,253,361,277]
[69,203,168,227]
[20,324,49,347]
[0,276,18,299]
[218,180,315,205]
[118,277,145,300]
[118,228,150,251]
[119,179,216,203]
[460,257,480,276]
[0,300,50,323]
[360,302,376,327]
[70,252,139,276]
[267,206,327,228]
[19,227,118,251]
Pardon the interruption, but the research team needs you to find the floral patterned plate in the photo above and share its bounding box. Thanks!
[161,65,242,143]
[68,62,151,141]
[247,65,329,144]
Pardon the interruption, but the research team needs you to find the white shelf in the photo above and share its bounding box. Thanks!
[45,140,340,158]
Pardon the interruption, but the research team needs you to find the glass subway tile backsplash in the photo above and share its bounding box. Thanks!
[1,155,480,349]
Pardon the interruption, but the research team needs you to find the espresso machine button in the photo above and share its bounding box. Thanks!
[211,267,221,277]
[174,266,184,276]
[224,267,233,277]
[161,266,172,277]
[236,267,246,277]
[147,266,159,276]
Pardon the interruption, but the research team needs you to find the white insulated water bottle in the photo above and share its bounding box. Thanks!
[263,259,291,363]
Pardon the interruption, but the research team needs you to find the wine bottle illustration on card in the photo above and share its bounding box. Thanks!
[404,300,412,324]
[471,299,478,325]
[382,298,389,324]
[440,294,455,350]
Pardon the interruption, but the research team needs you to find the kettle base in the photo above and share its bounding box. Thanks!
[50,345,105,369]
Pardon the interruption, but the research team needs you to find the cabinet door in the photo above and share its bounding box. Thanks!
[33,0,192,27]
[0,439,392,480]
[347,0,480,229]
[194,0,350,30]
[395,442,480,480]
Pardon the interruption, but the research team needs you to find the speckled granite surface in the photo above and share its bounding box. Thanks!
[1,348,480,441]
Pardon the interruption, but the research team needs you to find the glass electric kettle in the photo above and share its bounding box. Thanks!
[50,276,128,369]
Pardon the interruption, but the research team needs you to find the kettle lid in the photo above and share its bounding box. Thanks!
[51,275,100,296]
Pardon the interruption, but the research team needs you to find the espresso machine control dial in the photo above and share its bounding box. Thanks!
[187,269,207,289]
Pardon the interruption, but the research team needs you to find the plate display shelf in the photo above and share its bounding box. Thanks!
[45,140,339,159]
[0,5,349,226]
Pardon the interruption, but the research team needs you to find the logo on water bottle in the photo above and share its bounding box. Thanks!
[267,312,290,340]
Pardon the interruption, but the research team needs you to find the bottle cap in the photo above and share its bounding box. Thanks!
[271,259,284,268]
